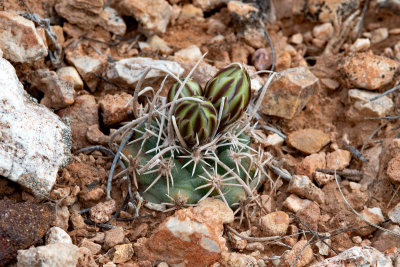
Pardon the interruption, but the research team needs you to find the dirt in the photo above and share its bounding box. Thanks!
[1,0,400,266]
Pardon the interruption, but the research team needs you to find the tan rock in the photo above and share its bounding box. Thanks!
[0,11,48,63]
[290,33,303,45]
[98,92,133,126]
[55,206,70,231]
[282,240,314,267]
[57,66,84,90]
[371,27,389,44]
[320,78,340,90]
[326,149,351,170]
[104,227,126,249]
[296,201,320,231]
[89,199,116,224]
[288,175,325,204]
[283,194,312,213]
[70,211,86,230]
[314,172,334,186]
[354,207,384,236]
[193,0,226,11]
[306,0,360,22]
[347,89,393,121]
[312,23,333,41]
[251,48,272,71]
[219,252,257,267]
[242,27,267,49]
[275,51,292,71]
[180,4,203,18]
[86,125,110,145]
[350,38,370,52]
[77,247,98,267]
[261,211,289,236]
[296,152,326,178]
[81,238,102,255]
[174,45,202,62]
[261,67,319,119]
[113,244,134,264]
[387,154,400,183]
[339,51,400,90]
[287,129,330,154]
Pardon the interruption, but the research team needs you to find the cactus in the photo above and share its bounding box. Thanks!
[106,62,275,211]
[204,64,251,130]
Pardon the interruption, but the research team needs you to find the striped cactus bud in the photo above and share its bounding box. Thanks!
[174,96,218,145]
[167,77,202,103]
[204,64,251,129]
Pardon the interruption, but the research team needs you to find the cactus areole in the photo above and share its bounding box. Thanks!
[120,63,267,209]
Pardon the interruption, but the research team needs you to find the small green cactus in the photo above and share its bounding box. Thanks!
[204,64,251,129]
[174,96,218,145]
[167,77,202,103]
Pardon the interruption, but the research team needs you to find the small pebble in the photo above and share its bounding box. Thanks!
[290,33,303,45]
[371,27,389,44]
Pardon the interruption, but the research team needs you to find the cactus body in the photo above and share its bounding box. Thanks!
[174,96,218,145]
[204,65,251,129]
[167,77,202,103]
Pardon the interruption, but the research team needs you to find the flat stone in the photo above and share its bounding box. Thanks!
[115,0,172,35]
[46,227,72,245]
[320,78,340,90]
[339,51,400,90]
[80,238,102,255]
[283,194,312,213]
[143,35,172,55]
[105,57,184,87]
[98,92,133,126]
[261,67,319,119]
[113,244,134,264]
[0,11,48,63]
[261,211,289,236]
[90,199,116,224]
[326,149,351,170]
[387,154,400,183]
[29,69,74,110]
[296,152,326,178]
[310,246,392,266]
[135,198,232,266]
[287,128,330,154]
[347,89,394,120]
[57,66,84,90]
[174,45,202,62]
[282,240,314,267]
[0,200,54,264]
[17,243,79,267]
[288,175,325,204]
[0,58,71,196]
[104,227,125,250]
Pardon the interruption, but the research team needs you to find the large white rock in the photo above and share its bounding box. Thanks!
[0,11,48,63]
[17,243,79,267]
[105,57,184,86]
[0,58,71,196]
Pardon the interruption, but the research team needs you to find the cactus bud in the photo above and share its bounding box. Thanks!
[204,64,251,129]
[174,96,217,145]
[167,77,202,103]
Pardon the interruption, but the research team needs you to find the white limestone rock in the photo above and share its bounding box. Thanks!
[0,58,71,197]
[46,227,72,245]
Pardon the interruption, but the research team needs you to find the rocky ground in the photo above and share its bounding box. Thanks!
[1,0,400,266]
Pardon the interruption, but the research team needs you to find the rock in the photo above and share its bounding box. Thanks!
[99,7,127,36]
[372,224,400,252]
[98,92,133,126]
[55,206,70,231]
[193,0,226,11]
[310,246,392,266]
[314,172,335,186]
[321,78,340,90]
[113,244,134,263]
[282,240,314,267]
[46,227,72,245]
[90,199,116,224]
[389,202,400,224]
[77,247,98,267]
[86,125,110,145]
[105,57,184,88]
[57,66,84,90]
[17,243,79,267]
[387,154,400,183]
[0,58,71,196]
[174,45,202,62]
[219,252,258,267]
[80,238,102,255]
[312,23,334,41]
[180,4,203,18]
[261,67,319,119]
[350,38,371,52]
[296,201,320,231]
[339,51,400,90]
[0,11,48,63]
[296,152,326,178]
[261,211,289,236]
[104,227,125,249]
[283,194,313,213]
[70,211,86,230]
[306,0,361,22]
[58,95,99,150]
[251,48,272,71]
[115,0,172,35]
[354,207,385,236]
[29,69,75,109]
[288,175,325,204]
[371,27,389,44]
[290,33,303,45]
[347,89,393,121]
[326,149,351,170]
[287,129,330,154]
[66,51,108,92]
[143,35,173,55]
[135,198,233,266]
[264,133,285,146]
[241,27,267,49]
[0,200,54,264]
